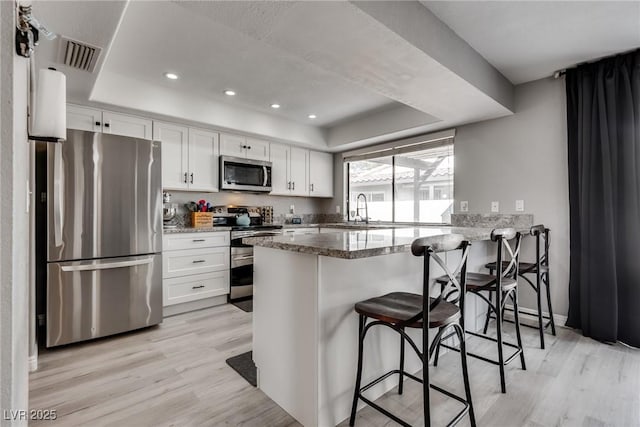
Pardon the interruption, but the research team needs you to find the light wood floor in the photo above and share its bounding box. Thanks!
[30,304,640,427]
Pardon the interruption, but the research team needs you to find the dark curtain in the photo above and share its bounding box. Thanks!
[566,49,640,347]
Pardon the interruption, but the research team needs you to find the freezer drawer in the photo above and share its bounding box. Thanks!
[47,254,162,347]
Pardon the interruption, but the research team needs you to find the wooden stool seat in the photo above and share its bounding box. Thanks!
[485,261,549,274]
[435,272,517,291]
[355,292,460,328]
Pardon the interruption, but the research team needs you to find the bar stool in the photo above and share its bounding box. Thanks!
[349,234,475,427]
[433,228,526,394]
[485,225,556,349]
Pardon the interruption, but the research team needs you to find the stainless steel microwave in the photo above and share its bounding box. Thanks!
[220,156,272,192]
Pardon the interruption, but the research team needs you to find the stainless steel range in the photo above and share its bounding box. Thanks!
[212,206,282,301]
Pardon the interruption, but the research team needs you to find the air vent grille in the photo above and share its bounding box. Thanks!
[57,37,102,72]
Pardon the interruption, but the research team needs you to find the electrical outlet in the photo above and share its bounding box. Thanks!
[289,204,295,214]
[460,201,469,212]
[335,205,341,214]
[491,201,500,213]
[515,200,525,212]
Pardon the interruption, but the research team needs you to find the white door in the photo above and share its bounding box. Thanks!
[154,121,189,190]
[188,128,219,192]
[308,151,334,197]
[245,137,270,161]
[270,143,290,195]
[220,133,247,158]
[66,104,102,132]
[102,111,153,139]
[289,147,308,196]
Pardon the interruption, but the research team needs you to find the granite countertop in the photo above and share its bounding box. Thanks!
[163,226,232,234]
[245,226,528,259]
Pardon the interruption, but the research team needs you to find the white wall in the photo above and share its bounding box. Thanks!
[0,1,31,424]
[454,77,570,317]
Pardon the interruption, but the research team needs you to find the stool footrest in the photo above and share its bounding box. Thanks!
[356,369,471,427]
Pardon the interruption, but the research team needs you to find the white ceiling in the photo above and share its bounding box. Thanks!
[31,1,640,150]
[423,1,640,84]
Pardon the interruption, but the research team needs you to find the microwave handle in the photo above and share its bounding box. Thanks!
[263,166,268,186]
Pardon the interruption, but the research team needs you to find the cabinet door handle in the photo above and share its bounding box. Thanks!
[104,122,110,128]
[287,181,291,190]
[292,182,295,190]
[190,173,194,184]
[184,172,188,183]
[192,285,205,289]
[310,183,314,192]
[95,121,101,126]
[247,146,251,150]
[192,239,205,242]
[241,145,246,149]
[192,260,206,264]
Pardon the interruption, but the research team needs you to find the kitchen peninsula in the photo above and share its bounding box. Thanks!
[246,224,526,427]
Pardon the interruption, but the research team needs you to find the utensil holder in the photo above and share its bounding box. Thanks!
[191,212,214,228]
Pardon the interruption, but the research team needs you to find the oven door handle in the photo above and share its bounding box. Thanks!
[233,255,254,261]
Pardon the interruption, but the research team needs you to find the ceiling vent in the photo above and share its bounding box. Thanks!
[57,37,102,73]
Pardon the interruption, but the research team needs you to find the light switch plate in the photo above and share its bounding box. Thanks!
[336,205,341,214]
[289,204,295,214]
[491,201,500,213]
[460,201,469,212]
[515,200,525,212]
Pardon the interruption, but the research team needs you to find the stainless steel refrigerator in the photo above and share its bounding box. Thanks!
[45,129,163,347]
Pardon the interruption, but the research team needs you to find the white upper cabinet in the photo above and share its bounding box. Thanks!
[67,105,152,139]
[66,105,102,132]
[270,143,290,195]
[289,147,308,196]
[245,137,270,161]
[220,133,269,161]
[102,111,152,140]
[188,128,219,192]
[269,143,311,196]
[154,122,189,190]
[308,151,334,197]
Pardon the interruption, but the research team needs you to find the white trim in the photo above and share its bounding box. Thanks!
[29,355,38,372]
[504,304,568,328]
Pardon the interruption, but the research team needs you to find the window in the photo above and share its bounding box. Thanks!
[346,136,454,224]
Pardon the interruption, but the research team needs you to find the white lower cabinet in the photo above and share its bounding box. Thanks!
[162,232,230,311]
[163,270,230,306]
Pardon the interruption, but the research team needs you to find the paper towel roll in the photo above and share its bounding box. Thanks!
[31,68,66,141]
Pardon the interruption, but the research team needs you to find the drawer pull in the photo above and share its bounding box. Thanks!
[192,239,206,242]
[192,260,206,264]
[192,285,205,289]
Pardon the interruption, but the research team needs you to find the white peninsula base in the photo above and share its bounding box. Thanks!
[253,243,492,427]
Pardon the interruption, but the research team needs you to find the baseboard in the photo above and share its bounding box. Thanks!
[504,304,568,327]
[163,295,228,317]
[29,355,38,372]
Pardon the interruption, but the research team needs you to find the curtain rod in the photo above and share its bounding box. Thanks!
[553,47,639,79]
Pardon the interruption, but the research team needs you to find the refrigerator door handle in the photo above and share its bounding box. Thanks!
[60,257,153,272]
[53,143,64,247]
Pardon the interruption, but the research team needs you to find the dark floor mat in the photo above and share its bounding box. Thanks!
[232,299,253,313]
[226,351,257,387]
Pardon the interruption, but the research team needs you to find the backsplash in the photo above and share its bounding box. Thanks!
[450,213,534,229]
[165,191,343,226]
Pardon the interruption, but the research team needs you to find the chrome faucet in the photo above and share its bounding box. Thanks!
[355,193,369,224]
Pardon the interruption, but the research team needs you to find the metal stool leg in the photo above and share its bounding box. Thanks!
[544,271,557,336]
[349,315,366,426]
[423,318,431,427]
[398,327,405,395]
[454,323,476,427]
[433,327,443,367]
[495,288,507,393]
[536,268,545,349]
[482,290,493,334]
[511,290,527,370]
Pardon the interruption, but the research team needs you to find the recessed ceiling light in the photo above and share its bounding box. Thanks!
[164,72,179,80]
[308,114,317,119]
[271,104,280,109]
[224,89,236,96]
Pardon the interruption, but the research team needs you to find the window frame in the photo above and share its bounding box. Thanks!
[344,130,455,224]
